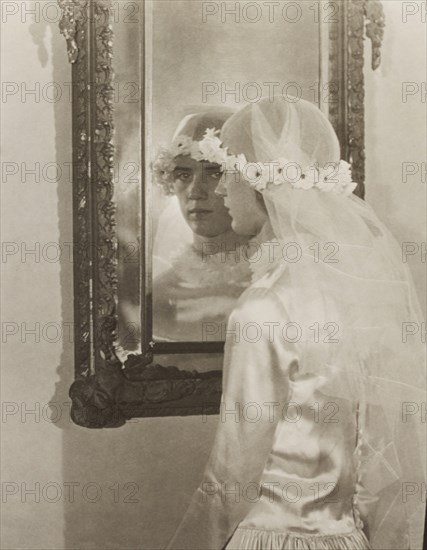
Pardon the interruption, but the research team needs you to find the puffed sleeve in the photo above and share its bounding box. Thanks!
[166,288,297,550]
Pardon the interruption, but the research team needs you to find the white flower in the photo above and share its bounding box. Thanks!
[257,164,273,190]
[324,161,357,195]
[268,158,289,185]
[292,176,314,190]
[269,161,283,185]
[337,160,353,185]
[290,163,316,190]
[336,161,357,195]
[256,161,280,186]
[315,161,357,196]
[152,149,176,195]
[152,150,175,175]
[317,165,337,192]
[204,128,220,140]
[198,135,222,161]
[190,141,204,161]
[303,166,319,188]
[243,163,267,190]
[221,153,358,198]
[189,128,229,166]
[166,128,230,167]
[224,155,237,172]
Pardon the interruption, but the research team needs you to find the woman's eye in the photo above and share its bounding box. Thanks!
[174,171,191,181]
[208,171,222,180]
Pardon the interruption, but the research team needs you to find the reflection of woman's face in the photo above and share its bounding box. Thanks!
[221,172,267,237]
[172,155,233,238]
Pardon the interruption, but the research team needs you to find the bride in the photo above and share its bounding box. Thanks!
[166,97,426,550]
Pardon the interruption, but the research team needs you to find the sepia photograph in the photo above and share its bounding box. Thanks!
[1,0,426,549]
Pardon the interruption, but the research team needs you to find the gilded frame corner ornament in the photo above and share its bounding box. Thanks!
[59,0,384,428]
[364,0,386,70]
[328,0,384,198]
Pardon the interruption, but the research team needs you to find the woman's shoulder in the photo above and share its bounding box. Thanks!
[228,264,330,337]
[229,281,287,327]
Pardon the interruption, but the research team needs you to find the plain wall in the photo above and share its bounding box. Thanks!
[1,1,425,549]
[364,0,426,315]
[1,4,219,549]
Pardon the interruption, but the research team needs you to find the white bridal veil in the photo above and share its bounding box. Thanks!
[166,97,426,550]
[219,97,426,549]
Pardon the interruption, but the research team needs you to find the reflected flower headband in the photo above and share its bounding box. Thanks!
[152,128,228,195]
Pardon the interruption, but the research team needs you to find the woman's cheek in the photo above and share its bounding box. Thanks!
[226,183,240,212]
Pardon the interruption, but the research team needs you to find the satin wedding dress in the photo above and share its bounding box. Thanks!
[167,231,374,550]
[166,97,426,550]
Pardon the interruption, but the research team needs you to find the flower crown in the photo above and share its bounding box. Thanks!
[152,128,228,195]
[226,156,358,196]
[153,128,357,197]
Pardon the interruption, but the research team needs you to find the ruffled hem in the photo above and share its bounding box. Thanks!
[225,527,371,550]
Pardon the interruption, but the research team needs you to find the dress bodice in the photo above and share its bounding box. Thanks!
[222,266,369,549]
[233,384,361,533]
[166,261,371,550]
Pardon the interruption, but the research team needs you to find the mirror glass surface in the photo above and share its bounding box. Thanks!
[115,0,327,355]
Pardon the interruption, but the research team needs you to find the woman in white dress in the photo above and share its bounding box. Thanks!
[166,97,426,550]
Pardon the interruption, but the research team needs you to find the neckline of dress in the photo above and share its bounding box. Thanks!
[170,242,252,287]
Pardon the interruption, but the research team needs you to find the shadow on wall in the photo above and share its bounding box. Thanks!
[26,14,218,550]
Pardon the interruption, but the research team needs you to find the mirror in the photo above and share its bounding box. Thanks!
[117,0,335,357]
[148,1,324,346]
[59,0,384,427]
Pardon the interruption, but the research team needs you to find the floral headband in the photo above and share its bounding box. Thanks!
[153,128,357,197]
[227,156,357,196]
[152,128,228,195]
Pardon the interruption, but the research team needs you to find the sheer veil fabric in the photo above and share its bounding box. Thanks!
[166,98,426,550]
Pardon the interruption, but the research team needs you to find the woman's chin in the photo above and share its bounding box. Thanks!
[231,218,253,237]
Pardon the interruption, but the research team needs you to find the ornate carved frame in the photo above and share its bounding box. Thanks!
[58,0,384,428]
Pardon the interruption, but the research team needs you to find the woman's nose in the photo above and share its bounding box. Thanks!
[214,178,227,198]
[187,172,208,199]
